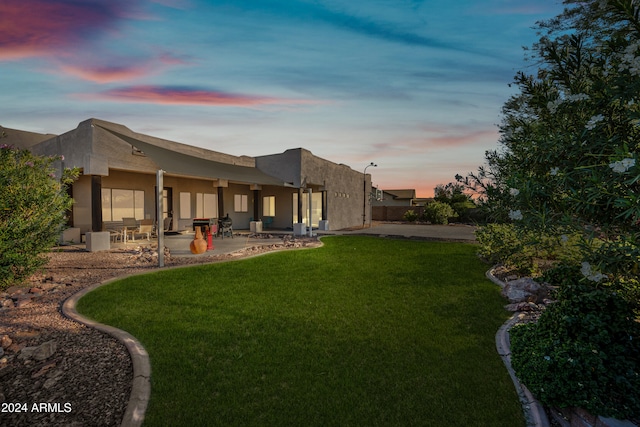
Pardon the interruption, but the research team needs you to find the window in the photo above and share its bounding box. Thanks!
[179,192,191,219]
[102,189,144,221]
[263,196,276,217]
[196,193,218,218]
[234,194,248,212]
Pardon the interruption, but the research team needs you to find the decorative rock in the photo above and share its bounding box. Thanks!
[13,295,33,308]
[1,335,11,349]
[42,369,64,389]
[31,361,57,379]
[502,277,548,304]
[18,340,57,361]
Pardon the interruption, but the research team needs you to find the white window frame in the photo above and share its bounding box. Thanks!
[102,188,144,221]
[234,194,248,212]
[263,195,276,217]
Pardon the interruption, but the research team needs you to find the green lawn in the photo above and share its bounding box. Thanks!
[77,236,523,427]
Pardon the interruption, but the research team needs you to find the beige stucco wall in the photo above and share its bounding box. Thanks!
[256,148,370,230]
[16,119,369,232]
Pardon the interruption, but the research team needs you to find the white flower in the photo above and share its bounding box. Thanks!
[547,100,560,114]
[566,93,590,102]
[580,262,607,282]
[509,188,520,196]
[508,210,523,221]
[561,235,569,244]
[550,167,560,176]
[609,157,636,173]
[622,157,636,168]
[585,114,605,130]
[580,261,591,276]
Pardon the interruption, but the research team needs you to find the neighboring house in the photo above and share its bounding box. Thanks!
[372,189,417,207]
[371,189,435,221]
[2,118,373,235]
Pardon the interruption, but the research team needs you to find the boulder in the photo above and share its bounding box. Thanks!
[501,278,548,304]
[18,340,57,361]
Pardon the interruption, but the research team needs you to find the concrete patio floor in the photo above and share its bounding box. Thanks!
[77,222,477,256]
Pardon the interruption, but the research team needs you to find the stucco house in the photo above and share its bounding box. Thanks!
[372,189,417,207]
[2,118,373,237]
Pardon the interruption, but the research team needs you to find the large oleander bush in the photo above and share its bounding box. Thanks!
[459,0,640,418]
[0,142,79,290]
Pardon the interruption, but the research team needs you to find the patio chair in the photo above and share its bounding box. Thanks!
[163,216,173,232]
[108,229,123,243]
[134,219,153,241]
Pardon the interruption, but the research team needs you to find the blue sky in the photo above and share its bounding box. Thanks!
[0,0,564,196]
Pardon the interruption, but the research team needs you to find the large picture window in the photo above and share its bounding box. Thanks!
[102,189,144,221]
[263,196,275,217]
[234,194,248,212]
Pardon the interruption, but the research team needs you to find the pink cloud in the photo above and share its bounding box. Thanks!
[60,64,153,83]
[0,0,127,60]
[427,128,498,148]
[83,85,325,107]
[59,53,191,83]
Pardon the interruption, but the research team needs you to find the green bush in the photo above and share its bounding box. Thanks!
[422,201,456,225]
[510,273,640,419]
[475,223,584,276]
[0,145,78,290]
[402,209,419,222]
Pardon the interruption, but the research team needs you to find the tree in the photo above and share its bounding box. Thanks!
[0,143,79,289]
[433,182,476,221]
[460,0,640,418]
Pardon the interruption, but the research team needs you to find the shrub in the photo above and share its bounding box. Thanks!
[510,274,640,419]
[422,201,455,225]
[0,145,78,290]
[402,209,419,222]
[475,223,584,276]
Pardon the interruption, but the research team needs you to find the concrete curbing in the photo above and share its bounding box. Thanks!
[62,277,151,427]
[488,267,550,427]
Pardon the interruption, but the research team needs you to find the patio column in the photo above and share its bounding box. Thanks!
[91,175,103,232]
[253,189,260,220]
[297,188,304,224]
[217,186,224,218]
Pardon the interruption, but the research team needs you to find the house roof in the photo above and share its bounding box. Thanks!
[0,126,57,149]
[383,189,416,200]
[93,120,289,187]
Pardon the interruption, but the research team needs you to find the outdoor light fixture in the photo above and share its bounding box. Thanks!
[363,162,377,227]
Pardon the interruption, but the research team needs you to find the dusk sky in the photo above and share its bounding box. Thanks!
[0,0,564,197]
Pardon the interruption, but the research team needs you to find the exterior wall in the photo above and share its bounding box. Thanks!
[256,148,369,230]
[373,206,425,221]
[301,150,370,230]
[259,185,297,229]
[222,183,254,230]
[14,119,369,233]
[70,175,93,234]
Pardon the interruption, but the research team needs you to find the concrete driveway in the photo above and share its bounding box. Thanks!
[337,222,477,242]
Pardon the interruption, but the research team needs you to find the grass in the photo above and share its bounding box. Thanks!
[77,236,524,427]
